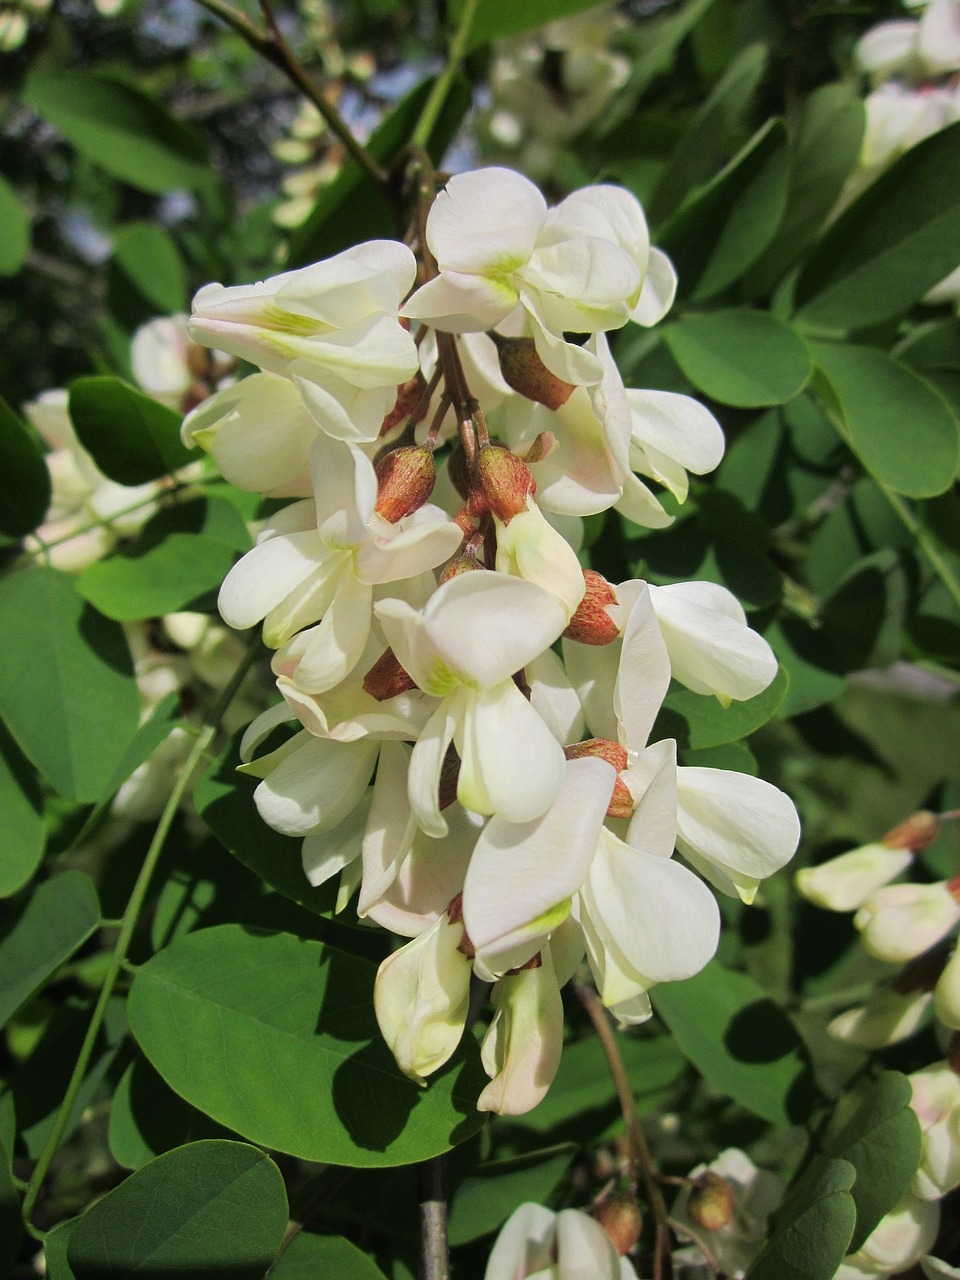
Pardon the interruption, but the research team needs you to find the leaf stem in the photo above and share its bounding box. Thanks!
[418,1154,450,1280]
[20,637,262,1230]
[880,485,960,613]
[193,0,388,190]
[575,982,674,1280]
[410,0,480,150]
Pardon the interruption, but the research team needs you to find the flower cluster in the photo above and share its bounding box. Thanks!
[186,164,801,1114]
[797,807,960,1267]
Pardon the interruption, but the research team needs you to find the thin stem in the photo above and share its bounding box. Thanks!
[418,1155,450,1280]
[21,638,262,1228]
[411,0,481,150]
[575,982,674,1280]
[193,0,388,190]
[881,485,960,613]
[21,484,191,559]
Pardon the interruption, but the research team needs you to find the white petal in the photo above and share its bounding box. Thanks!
[402,271,519,332]
[356,508,463,585]
[527,647,584,745]
[629,245,677,326]
[358,740,418,916]
[614,581,671,751]
[555,1208,624,1280]
[217,531,325,635]
[676,768,801,901]
[271,572,373,693]
[253,736,377,836]
[626,388,725,476]
[624,739,678,857]
[478,948,564,1115]
[301,791,369,887]
[463,756,615,975]
[407,694,463,839]
[484,1204,557,1280]
[457,680,566,823]
[426,166,546,273]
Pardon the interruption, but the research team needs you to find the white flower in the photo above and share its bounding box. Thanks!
[375,572,570,835]
[796,843,915,912]
[854,882,960,963]
[403,167,673,386]
[484,1203,639,1280]
[672,1149,783,1279]
[188,241,419,439]
[828,988,933,1049]
[935,945,960,1030]
[857,0,960,80]
[218,434,462,694]
[478,945,565,1115]
[835,1193,940,1279]
[910,1062,960,1200]
[373,912,473,1084]
[181,372,317,496]
[130,315,193,410]
[463,756,615,978]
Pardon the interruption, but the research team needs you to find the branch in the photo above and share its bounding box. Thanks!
[193,0,388,190]
[418,1155,450,1280]
[575,982,674,1280]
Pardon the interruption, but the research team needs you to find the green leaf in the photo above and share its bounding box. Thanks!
[812,342,960,498]
[448,1145,576,1246]
[0,173,30,276]
[659,119,789,300]
[649,43,768,225]
[109,1055,236,1170]
[599,0,722,135]
[270,1233,388,1279]
[795,119,960,331]
[0,568,140,801]
[0,871,99,1027]
[653,667,788,750]
[746,1157,856,1280]
[23,70,210,193]
[67,1141,288,1280]
[823,1072,922,1252]
[287,74,471,267]
[69,377,192,485]
[747,84,865,295]
[112,223,187,314]
[78,532,239,621]
[663,310,813,407]
[0,392,51,537]
[194,731,340,918]
[45,1220,81,1280]
[450,0,606,53]
[128,926,486,1166]
[0,720,45,897]
[765,620,846,718]
[652,961,813,1127]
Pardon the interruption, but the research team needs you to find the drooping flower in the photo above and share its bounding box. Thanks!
[484,1203,640,1280]
[188,241,420,439]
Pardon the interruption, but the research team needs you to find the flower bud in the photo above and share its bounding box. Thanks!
[489,334,576,410]
[883,810,942,854]
[828,988,933,1049]
[380,373,425,435]
[592,1193,642,1256]
[686,1172,736,1232]
[473,445,536,524]
[935,945,960,1032]
[374,445,437,522]
[438,551,484,584]
[563,571,621,646]
[795,842,914,913]
[854,881,960,963]
[447,441,472,501]
[564,739,633,818]
[363,647,417,701]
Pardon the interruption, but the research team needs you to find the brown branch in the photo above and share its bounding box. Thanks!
[575,981,674,1280]
[418,1155,450,1280]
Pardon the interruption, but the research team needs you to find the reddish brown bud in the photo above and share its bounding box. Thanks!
[439,552,484,584]
[687,1172,736,1232]
[473,444,536,524]
[894,946,952,994]
[447,441,472,501]
[438,742,461,812]
[882,810,941,854]
[564,738,633,818]
[447,892,476,958]
[563,571,620,646]
[490,333,576,410]
[592,1193,643,1257]
[380,373,424,435]
[374,445,436,522]
[363,648,417,701]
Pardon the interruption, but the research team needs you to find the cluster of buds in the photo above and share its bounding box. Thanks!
[797,810,960,1207]
[185,163,801,1114]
